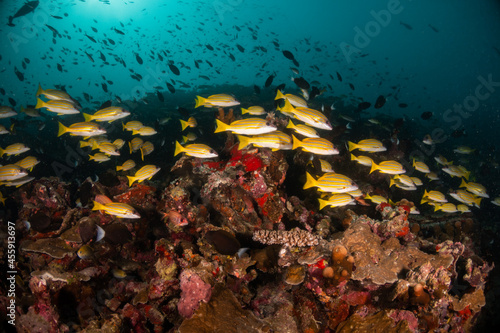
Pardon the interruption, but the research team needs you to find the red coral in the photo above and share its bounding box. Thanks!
[242,154,263,172]
[395,226,410,237]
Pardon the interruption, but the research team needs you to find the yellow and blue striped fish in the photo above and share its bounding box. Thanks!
[434,203,458,213]
[117,159,136,172]
[237,131,292,151]
[303,172,358,193]
[58,122,106,137]
[0,176,34,188]
[132,126,157,136]
[370,160,405,175]
[459,179,488,198]
[215,118,276,135]
[89,153,110,163]
[36,84,76,104]
[140,141,154,161]
[449,190,481,208]
[14,156,39,171]
[241,106,266,115]
[364,194,388,205]
[174,142,218,158]
[421,190,447,204]
[36,98,80,115]
[0,164,28,181]
[442,165,470,180]
[286,119,319,138]
[318,159,334,173]
[348,139,386,152]
[195,94,240,108]
[351,154,373,167]
[318,193,355,210]
[92,201,140,218]
[292,135,338,155]
[129,137,144,154]
[275,90,308,107]
[83,106,130,123]
[0,143,30,157]
[180,117,197,131]
[96,142,120,156]
[0,106,17,118]
[123,120,143,131]
[413,159,430,173]
[127,165,161,186]
[292,106,332,130]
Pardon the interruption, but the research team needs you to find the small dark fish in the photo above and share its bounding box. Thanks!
[400,21,413,30]
[228,53,235,61]
[428,24,439,33]
[57,64,63,72]
[194,60,199,69]
[357,101,371,111]
[14,67,24,81]
[292,58,300,67]
[83,92,91,102]
[84,51,94,62]
[156,90,164,102]
[292,77,310,90]
[309,86,320,100]
[108,38,115,45]
[91,26,98,33]
[398,103,408,108]
[114,27,125,35]
[166,82,175,93]
[253,85,261,94]
[99,51,106,61]
[349,83,355,90]
[206,44,214,51]
[169,64,180,75]
[264,73,275,88]
[205,230,240,256]
[85,34,96,43]
[8,1,39,27]
[135,53,143,65]
[206,60,213,67]
[101,83,108,93]
[51,15,63,19]
[236,44,245,52]
[275,83,286,93]
[99,100,112,109]
[282,50,295,60]
[421,111,433,120]
[177,107,190,118]
[336,71,342,82]
[9,97,16,107]
[374,95,386,109]
[0,88,5,95]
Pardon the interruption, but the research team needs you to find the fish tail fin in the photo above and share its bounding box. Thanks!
[179,119,188,131]
[474,197,482,207]
[275,90,285,100]
[57,122,68,137]
[286,119,295,129]
[434,205,441,212]
[128,142,133,154]
[237,135,250,150]
[350,153,357,162]
[347,141,357,152]
[79,141,89,148]
[122,122,126,131]
[194,95,205,108]
[126,176,136,187]
[140,148,144,161]
[0,147,4,158]
[131,129,139,135]
[389,178,395,188]
[89,155,94,161]
[116,165,123,171]
[36,84,43,96]
[318,199,329,210]
[83,113,92,122]
[369,162,379,174]
[35,97,45,109]
[174,141,184,156]
[420,198,428,204]
[292,135,301,150]
[459,178,467,188]
[182,135,188,143]
[241,107,248,115]
[92,201,106,211]
[412,158,416,167]
[214,119,228,133]
[303,172,317,190]
[423,189,429,198]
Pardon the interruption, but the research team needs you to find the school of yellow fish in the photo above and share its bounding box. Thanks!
[1,86,499,219]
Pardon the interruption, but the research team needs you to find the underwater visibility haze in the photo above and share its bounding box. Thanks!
[1,0,500,331]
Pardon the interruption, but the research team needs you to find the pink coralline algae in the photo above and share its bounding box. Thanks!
[177,270,212,318]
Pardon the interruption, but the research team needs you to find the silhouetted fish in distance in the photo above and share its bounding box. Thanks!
[8,1,39,27]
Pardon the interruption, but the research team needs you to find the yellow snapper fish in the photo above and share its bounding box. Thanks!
[292,135,338,155]
[390,174,416,188]
[0,164,29,181]
[92,199,140,219]
[241,106,266,115]
[426,172,439,181]
[442,165,470,180]
[236,131,292,151]
[412,159,430,173]
[303,172,358,193]
[275,90,308,107]
[0,124,9,134]
[0,106,17,118]
[132,126,157,136]
[174,141,218,158]
[292,105,332,130]
[80,136,109,150]
[215,118,276,135]
[410,177,423,186]
[37,84,77,104]
[421,190,447,204]
[347,189,363,197]
[113,139,125,150]
[195,94,240,108]
[0,143,30,157]
[95,142,120,156]
[364,194,388,205]
[36,98,80,115]
[182,133,197,143]
[434,155,453,166]
[116,159,136,172]
[434,203,458,213]
[422,134,434,145]
[129,138,144,153]
[127,165,161,186]
[83,106,130,123]
[457,204,471,213]
[449,190,481,208]
[459,179,489,198]
[347,139,386,152]
[180,117,197,131]
[369,160,405,175]
[123,120,144,131]
[454,146,475,154]
[0,176,35,187]
[140,141,154,160]
[58,122,106,137]
[14,156,39,171]
[89,153,111,163]
[318,193,355,210]
[286,119,320,138]
[491,197,500,207]
[318,159,334,173]
[350,154,373,167]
